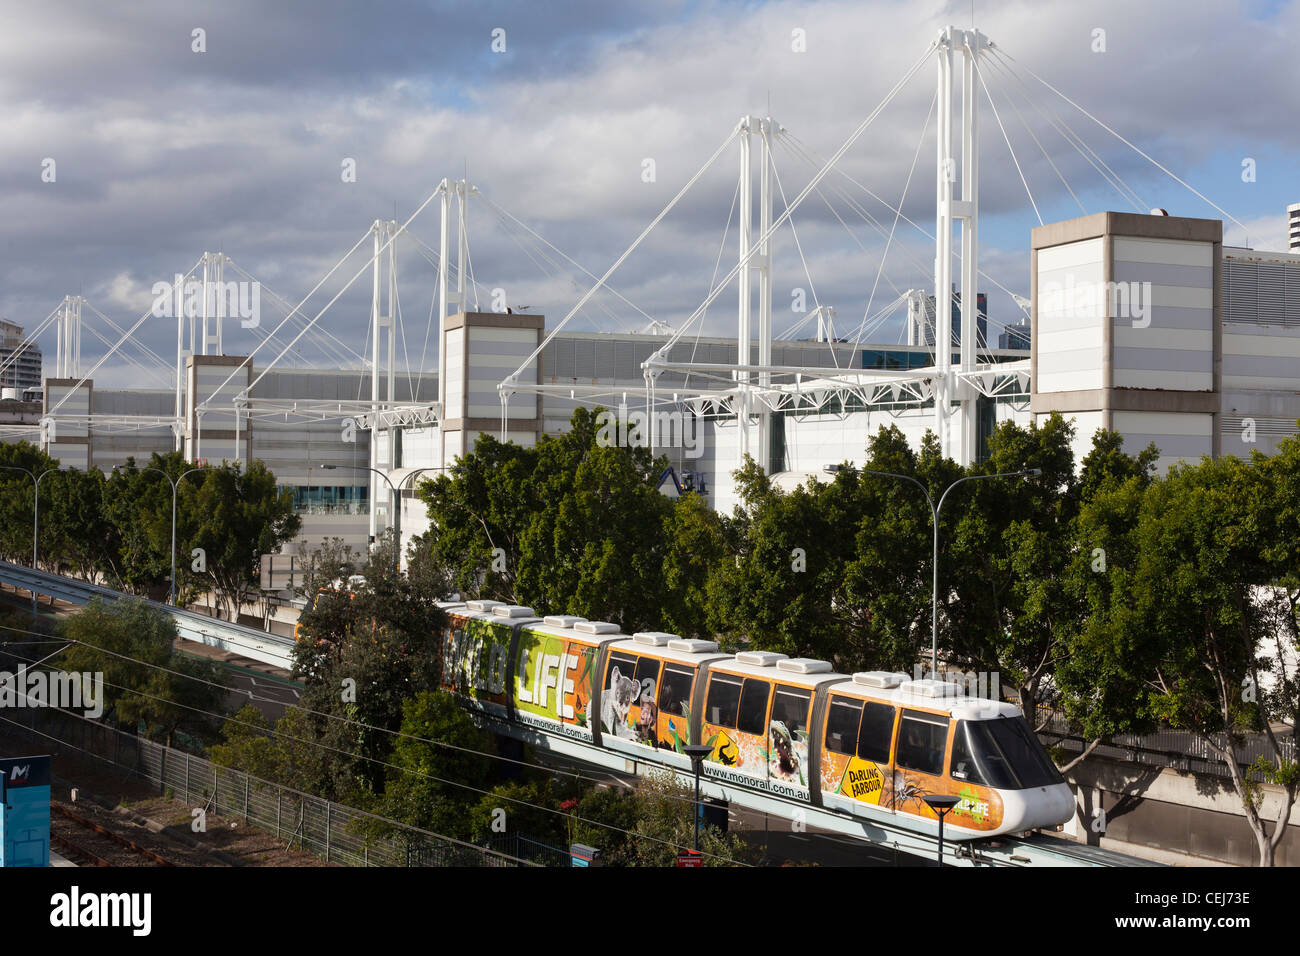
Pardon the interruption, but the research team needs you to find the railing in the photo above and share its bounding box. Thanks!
[1033,704,1297,783]
[486,833,571,868]
[0,702,533,868]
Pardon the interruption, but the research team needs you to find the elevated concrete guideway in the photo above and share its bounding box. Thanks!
[0,560,295,671]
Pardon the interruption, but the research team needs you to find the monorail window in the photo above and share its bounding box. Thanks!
[770,685,811,736]
[825,696,864,755]
[607,651,639,687]
[896,709,949,776]
[706,674,743,728]
[969,716,1064,789]
[658,664,694,718]
[857,702,896,764]
[633,655,661,703]
[737,679,771,736]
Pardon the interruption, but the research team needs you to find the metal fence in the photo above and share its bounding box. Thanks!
[1,704,534,867]
[1033,704,1297,782]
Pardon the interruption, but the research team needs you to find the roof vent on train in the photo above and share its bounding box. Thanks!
[633,631,679,646]
[466,600,505,612]
[668,639,720,654]
[543,615,587,628]
[853,671,910,688]
[736,651,788,667]
[899,679,964,698]
[492,604,535,618]
[776,658,833,674]
[574,621,621,635]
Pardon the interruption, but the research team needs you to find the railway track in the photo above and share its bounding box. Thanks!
[49,805,176,867]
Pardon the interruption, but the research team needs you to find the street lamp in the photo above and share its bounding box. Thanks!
[922,794,961,867]
[682,744,713,855]
[863,467,1041,677]
[0,465,59,614]
[321,464,399,574]
[111,463,206,606]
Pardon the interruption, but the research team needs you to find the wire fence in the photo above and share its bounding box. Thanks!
[1,703,534,867]
[1032,704,1297,782]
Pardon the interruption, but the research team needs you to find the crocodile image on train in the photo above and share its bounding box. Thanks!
[436,600,1074,841]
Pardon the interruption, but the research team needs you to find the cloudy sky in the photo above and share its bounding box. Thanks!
[2,0,1297,387]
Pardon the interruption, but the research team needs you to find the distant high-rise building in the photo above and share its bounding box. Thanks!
[1290,202,1300,253]
[998,320,1031,351]
[0,320,43,392]
[907,289,988,348]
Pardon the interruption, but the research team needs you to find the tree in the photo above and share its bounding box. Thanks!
[41,467,113,582]
[288,543,448,796]
[1122,452,1297,865]
[373,691,498,836]
[516,407,674,630]
[570,770,755,866]
[292,535,360,600]
[0,441,60,567]
[417,436,540,602]
[1052,430,1162,769]
[182,460,301,620]
[54,598,228,746]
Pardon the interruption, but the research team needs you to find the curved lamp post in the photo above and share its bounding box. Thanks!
[862,467,1040,677]
[112,463,206,606]
[0,465,59,613]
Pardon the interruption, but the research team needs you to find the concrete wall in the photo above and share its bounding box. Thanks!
[1064,752,1300,866]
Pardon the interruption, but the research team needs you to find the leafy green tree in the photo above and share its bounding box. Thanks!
[570,770,755,866]
[660,491,727,639]
[1052,431,1162,768]
[1120,450,1298,866]
[292,536,360,600]
[517,407,673,630]
[416,436,540,601]
[0,441,60,567]
[41,467,114,582]
[182,460,300,620]
[54,598,228,746]
[373,691,497,836]
[288,543,448,796]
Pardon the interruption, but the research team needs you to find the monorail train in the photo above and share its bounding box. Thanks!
[438,600,1074,840]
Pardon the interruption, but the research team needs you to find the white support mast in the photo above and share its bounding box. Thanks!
[933,26,985,465]
[56,295,83,378]
[757,115,775,471]
[735,115,777,474]
[368,219,399,543]
[736,116,752,470]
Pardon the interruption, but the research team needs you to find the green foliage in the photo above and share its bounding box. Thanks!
[570,770,755,866]
[54,598,228,746]
[372,691,497,835]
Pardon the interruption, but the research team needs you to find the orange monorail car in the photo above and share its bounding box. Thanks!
[436,601,1074,840]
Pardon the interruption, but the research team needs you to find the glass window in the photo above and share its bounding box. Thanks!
[825,696,864,756]
[949,723,992,787]
[978,716,1064,789]
[737,679,771,736]
[657,664,694,718]
[606,652,638,688]
[770,686,811,736]
[633,655,660,704]
[896,709,949,776]
[705,674,742,728]
[857,702,896,763]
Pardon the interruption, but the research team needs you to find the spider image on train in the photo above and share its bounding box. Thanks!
[436,601,1074,841]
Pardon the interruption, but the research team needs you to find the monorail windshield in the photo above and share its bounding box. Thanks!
[950,716,1064,790]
